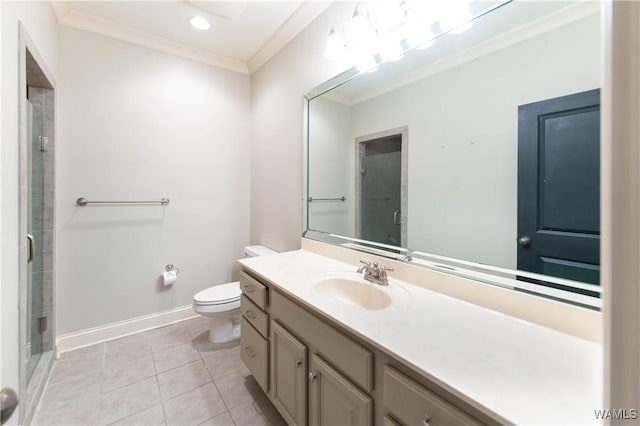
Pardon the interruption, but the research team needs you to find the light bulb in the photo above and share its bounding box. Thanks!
[373,0,404,32]
[356,55,377,73]
[404,3,435,49]
[325,27,346,60]
[349,7,375,51]
[378,34,403,61]
[439,1,473,34]
[189,16,210,31]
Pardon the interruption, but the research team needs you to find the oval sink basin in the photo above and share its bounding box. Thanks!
[314,276,392,310]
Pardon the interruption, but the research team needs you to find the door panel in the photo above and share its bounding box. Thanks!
[309,354,372,426]
[271,321,307,426]
[517,89,600,290]
[540,109,600,233]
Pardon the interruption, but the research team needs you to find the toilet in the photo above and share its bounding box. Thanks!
[192,245,276,344]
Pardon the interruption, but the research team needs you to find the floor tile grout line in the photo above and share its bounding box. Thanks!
[192,330,236,425]
[155,375,169,426]
[150,340,169,426]
[38,319,254,426]
[104,400,162,426]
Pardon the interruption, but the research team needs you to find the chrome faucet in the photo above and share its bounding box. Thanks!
[357,260,394,286]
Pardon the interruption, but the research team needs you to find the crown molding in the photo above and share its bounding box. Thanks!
[188,0,249,20]
[51,1,332,76]
[55,8,250,75]
[50,1,72,22]
[248,1,333,74]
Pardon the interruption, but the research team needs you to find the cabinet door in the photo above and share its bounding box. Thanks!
[309,354,372,426]
[271,321,307,426]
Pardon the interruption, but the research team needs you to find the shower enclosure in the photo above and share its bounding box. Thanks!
[26,101,47,383]
[18,35,57,425]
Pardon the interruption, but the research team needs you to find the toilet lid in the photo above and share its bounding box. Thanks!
[193,282,241,305]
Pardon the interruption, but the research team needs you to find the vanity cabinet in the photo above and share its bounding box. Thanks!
[240,271,270,393]
[240,271,268,309]
[309,354,372,426]
[270,289,374,425]
[241,294,268,337]
[239,267,496,426]
[271,320,307,425]
[383,365,481,426]
[239,317,269,392]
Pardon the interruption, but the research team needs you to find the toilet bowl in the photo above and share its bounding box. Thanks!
[192,282,242,344]
[192,245,276,344]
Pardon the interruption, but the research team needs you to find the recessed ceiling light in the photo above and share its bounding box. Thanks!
[189,16,210,31]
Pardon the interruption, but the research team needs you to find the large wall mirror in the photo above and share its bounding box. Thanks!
[304,0,601,309]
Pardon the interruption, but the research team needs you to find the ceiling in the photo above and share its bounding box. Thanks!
[51,1,333,75]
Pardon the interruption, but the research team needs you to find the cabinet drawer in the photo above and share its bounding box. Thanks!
[383,366,481,426]
[271,290,373,392]
[240,318,269,393]
[240,271,268,309]
[241,295,268,338]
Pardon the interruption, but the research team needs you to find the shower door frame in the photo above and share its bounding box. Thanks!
[354,126,408,247]
[17,24,57,425]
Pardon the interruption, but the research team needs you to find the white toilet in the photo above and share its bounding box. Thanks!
[192,245,276,344]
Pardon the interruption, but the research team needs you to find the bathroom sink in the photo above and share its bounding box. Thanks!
[313,273,411,311]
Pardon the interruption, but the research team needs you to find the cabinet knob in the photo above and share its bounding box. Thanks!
[296,360,302,367]
[422,414,431,426]
[308,372,317,381]
[243,285,254,293]
[245,310,256,320]
[244,346,256,358]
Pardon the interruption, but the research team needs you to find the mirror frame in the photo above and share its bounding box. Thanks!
[303,0,602,311]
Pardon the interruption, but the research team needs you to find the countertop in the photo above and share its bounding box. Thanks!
[239,249,602,425]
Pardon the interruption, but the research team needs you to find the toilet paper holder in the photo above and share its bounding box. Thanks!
[165,264,180,275]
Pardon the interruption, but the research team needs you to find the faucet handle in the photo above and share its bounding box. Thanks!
[359,260,372,266]
[380,265,394,274]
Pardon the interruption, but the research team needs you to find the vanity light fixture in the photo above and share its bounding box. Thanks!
[349,4,374,45]
[324,0,481,73]
[378,30,404,62]
[356,54,378,73]
[189,15,210,30]
[404,2,436,49]
[439,0,474,34]
[325,25,348,61]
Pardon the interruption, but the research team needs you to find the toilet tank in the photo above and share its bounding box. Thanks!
[243,245,277,258]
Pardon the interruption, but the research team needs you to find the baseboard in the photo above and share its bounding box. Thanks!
[56,305,198,355]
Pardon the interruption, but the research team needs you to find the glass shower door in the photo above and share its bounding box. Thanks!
[359,137,402,246]
[26,101,45,382]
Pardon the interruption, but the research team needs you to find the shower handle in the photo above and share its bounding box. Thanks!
[393,211,401,225]
[27,234,35,263]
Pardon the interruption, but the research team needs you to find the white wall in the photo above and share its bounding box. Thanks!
[250,2,355,252]
[348,15,600,269]
[1,1,58,421]
[56,27,251,334]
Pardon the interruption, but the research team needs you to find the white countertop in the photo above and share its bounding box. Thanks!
[239,249,602,426]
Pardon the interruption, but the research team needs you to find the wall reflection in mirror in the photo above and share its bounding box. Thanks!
[305,0,601,308]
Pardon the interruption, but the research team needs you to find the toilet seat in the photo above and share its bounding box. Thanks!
[193,282,240,306]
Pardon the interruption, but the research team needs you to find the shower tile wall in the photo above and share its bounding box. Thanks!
[26,86,55,353]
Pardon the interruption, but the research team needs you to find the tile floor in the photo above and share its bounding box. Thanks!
[32,317,286,426]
